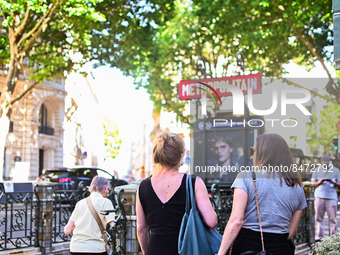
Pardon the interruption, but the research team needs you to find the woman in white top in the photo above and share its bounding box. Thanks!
[64,176,115,255]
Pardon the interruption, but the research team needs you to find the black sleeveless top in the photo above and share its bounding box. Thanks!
[138,174,195,255]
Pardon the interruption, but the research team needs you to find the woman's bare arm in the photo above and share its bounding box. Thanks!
[217,188,248,255]
[136,192,149,254]
[64,220,75,235]
[195,177,218,228]
[288,210,303,239]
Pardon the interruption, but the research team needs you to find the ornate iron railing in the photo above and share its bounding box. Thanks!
[0,183,127,253]
[0,184,39,250]
[0,180,314,253]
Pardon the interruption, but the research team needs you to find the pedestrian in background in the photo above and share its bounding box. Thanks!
[311,154,340,241]
[64,176,115,255]
[217,133,307,255]
[136,132,217,255]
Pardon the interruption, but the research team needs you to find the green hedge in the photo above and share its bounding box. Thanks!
[310,234,340,255]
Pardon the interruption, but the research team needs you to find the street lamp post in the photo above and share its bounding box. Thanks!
[195,56,211,181]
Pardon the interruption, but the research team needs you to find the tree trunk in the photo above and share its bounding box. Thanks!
[0,38,23,179]
[0,113,10,181]
[0,54,21,180]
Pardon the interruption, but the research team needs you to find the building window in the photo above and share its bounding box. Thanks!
[9,121,13,132]
[38,103,54,135]
[39,104,47,127]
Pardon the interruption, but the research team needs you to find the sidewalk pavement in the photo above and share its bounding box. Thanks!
[0,243,70,255]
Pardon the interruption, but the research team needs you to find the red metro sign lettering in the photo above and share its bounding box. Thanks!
[178,73,262,100]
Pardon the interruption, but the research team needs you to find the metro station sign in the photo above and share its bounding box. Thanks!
[178,73,262,100]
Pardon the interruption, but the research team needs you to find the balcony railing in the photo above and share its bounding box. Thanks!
[38,126,54,136]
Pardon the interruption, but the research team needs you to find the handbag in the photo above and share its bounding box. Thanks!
[178,174,222,255]
[86,197,112,253]
[230,172,271,255]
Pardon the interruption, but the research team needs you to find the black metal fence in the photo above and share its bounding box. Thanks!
[1,182,314,254]
[0,184,39,250]
[0,183,127,254]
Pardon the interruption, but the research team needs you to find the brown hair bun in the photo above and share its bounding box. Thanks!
[153,132,185,169]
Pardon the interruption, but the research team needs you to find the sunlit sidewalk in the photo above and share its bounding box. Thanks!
[0,243,70,255]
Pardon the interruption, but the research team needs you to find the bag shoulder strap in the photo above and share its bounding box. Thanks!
[185,174,197,213]
[86,196,105,234]
[229,173,266,255]
[251,171,265,252]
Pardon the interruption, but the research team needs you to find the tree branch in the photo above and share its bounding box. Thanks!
[282,78,330,101]
[16,7,51,47]
[273,1,340,103]
[325,79,340,104]
[10,60,69,106]
[14,6,32,40]
[289,23,340,102]
[10,81,39,105]
[290,24,332,80]
[20,1,65,53]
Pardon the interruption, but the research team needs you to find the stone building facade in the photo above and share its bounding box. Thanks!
[1,68,65,181]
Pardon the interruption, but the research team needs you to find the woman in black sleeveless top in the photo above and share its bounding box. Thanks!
[136,132,217,255]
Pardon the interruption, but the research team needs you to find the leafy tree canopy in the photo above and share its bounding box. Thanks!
[0,0,174,179]
[0,0,338,153]
[1,0,335,123]
[0,0,173,111]
[101,0,336,124]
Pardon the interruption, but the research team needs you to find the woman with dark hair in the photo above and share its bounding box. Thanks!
[137,132,217,255]
[64,176,115,255]
[217,133,307,255]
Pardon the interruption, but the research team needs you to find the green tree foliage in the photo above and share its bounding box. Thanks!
[2,0,334,125]
[104,0,337,125]
[0,0,104,115]
[0,0,170,179]
[308,102,340,156]
[103,118,122,159]
[0,0,337,156]
[0,0,170,114]
[90,0,175,72]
